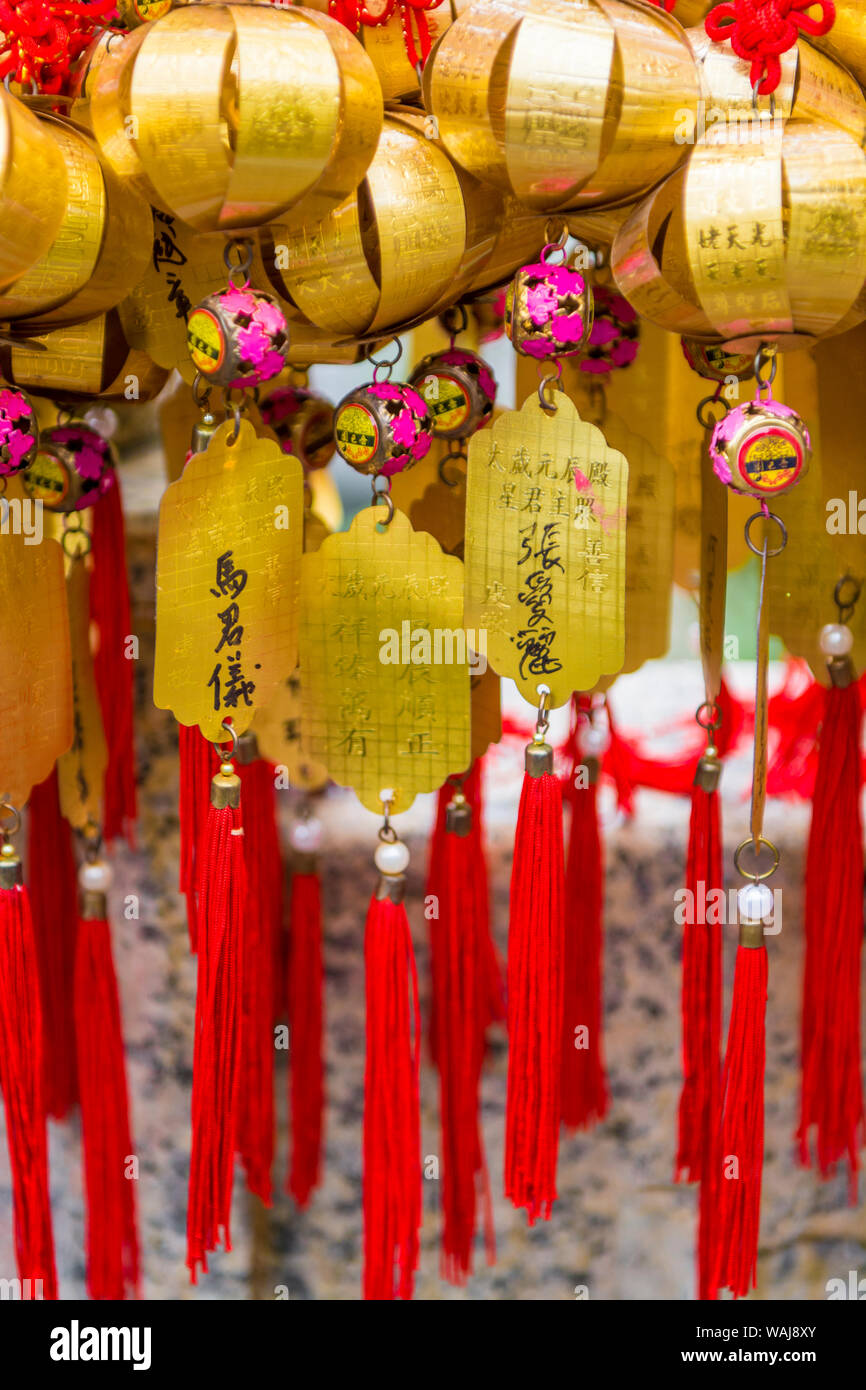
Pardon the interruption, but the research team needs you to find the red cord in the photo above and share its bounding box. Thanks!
[706,0,836,96]
[0,1,117,94]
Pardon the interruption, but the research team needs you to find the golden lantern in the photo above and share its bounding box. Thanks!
[810,3,866,89]
[0,90,67,293]
[685,27,866,143]
[611,119,866,352]
[87,2,383,232]
[0,310,169,402]
[422,0,700,214]
[0,115,151,330]
[258,112,545,340]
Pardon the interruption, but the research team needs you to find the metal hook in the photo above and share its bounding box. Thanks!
[212,719,239,764]
[744,510,787,559]
[535,683,551,738]
[834,573,861,624]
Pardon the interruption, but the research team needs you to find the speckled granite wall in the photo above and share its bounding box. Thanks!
[1,522,864,1301]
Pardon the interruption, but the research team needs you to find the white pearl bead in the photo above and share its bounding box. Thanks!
[818,623,853,657]
[737,881,774,923]
[374,839,410,876]
[290,817,322,854]
[82,406,118,440]
[79,860,112,893]
[583,723,611,756]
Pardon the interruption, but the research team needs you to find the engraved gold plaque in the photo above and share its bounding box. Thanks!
[464,390,628,708]
[0,516,73,807]
[253,671,328,793]
[298,506,471,813]
[154,419,304,740]
[57,559,108,831]
[591,412,675,691]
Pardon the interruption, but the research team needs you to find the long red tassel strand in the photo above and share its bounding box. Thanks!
[74,856,140,1299]
[90,473,137,847]
[364,831,421,1301]
[798,665,864,1188]
[0,834,57,1300]
[710,925,768,1300]
[505,711,565,1223]
[27,769,79,1120]
[561,700,609,1132]
[186,754,246,1282]
[287,855,325,1209]
[178,725,216,952]
[235,743,283,1206]
[427,762,501,1284]
[676,752,724,1186]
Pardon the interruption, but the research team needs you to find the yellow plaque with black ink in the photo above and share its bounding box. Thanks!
[154,419,303,740]
[464,391,628,708]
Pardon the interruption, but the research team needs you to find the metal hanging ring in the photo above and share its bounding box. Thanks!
[212,719,239,763]
[192,372,211,410]
[744,510,787,558]
[4,74,38,95]
[62,515,92,560]
[223,237,254,288]
[751,79,777,121]
[734,836,780,882]
[225,401,243,447]
[753,342,777,398]
[696,393,728,430]
[538,358,562,414]
[0,800,22,840]
[695,700,722,733]
[834,573,861,622]
[378,797,397,843]
[438,447,466,487]
[440,303,468,341]
[535,683,551,736]
[367,337,402,373]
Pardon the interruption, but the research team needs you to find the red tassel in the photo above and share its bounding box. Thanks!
[27,770,79,1119]
[798,678,864,1188]
[90,475,137,846]
[710,940,768,1300]
[561,721,609,1131]
[287,868,325,1208]
[426,763,501,1284]
[235,754,283,1206]
[178,726,216,952]
[74,900,140,1299]
[0,856,57,1300]
[186,766,246,1282]
[363,888,421,1301]
[676,784,723,1184]
[505,748,565,1223]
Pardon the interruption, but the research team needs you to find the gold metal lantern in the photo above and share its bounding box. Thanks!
[87,2,384,232]
[422,0,701,214]
[685,27,866,144]
[0,115,151,331]
[0,90,67,293]
[611,118,866,352]
[258,112,544,340]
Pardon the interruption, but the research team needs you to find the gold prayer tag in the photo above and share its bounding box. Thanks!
[0,516,73,807]
[57,559,108,832]
[298,506,471,814]
[409,466,467,559]
[253,671,328,793]
[591,413,675,692]
[471,665,502,764]
[154,419,304,741]
[464,390,628,708]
